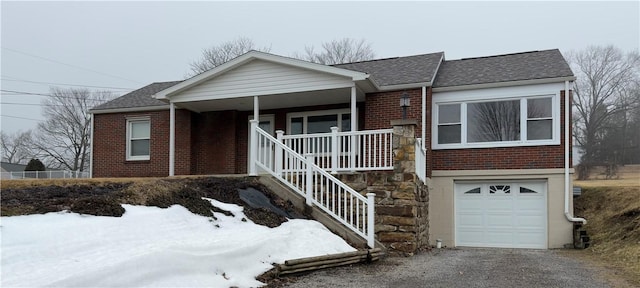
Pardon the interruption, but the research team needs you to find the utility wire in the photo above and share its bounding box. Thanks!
[1,76,135,90]
[0,89,118,102]
[2,46,144,84]
[1,115,43,121]
[1,102,66,107]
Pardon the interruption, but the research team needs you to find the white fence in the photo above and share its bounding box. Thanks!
[281,127,394,173]
[251,122,376,248]
[0,170,89,180]
[415,138,427,183]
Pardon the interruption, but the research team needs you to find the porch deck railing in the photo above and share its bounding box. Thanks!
[251,122,375,248]
[415,138,427,183]
[281,127,394,173]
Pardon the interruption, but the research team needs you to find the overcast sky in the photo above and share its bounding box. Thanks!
[1,1,639,134]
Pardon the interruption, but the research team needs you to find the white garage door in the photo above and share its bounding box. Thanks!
[455,181,547,249]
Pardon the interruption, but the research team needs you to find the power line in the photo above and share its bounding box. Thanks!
[1,115,43,121]
[2,46,144,84]
[0,89,116,102]
[1,102,65,107]
[1,76,135,90]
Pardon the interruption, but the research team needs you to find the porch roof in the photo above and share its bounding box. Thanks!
[153,51,372,101]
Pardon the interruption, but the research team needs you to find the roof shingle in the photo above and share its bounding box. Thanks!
[334,52,444,87]
[91,81,181,111]
[433,49,574,88]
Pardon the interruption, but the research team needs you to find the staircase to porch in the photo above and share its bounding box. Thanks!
[249,121,395,248]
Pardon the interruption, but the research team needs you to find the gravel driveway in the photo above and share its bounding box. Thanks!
[283,248,612,288]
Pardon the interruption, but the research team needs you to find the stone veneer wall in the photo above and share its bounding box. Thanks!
[338,121,429,255]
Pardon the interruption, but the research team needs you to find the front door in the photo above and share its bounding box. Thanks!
[248,115,275,174]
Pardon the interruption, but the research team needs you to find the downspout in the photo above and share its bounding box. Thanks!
[564,80,587,224]
[421,86,426,151]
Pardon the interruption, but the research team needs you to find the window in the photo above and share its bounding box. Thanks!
[434,91,559,149]
[437,104,461,144]
[287,109,353,134]
[467,100,520,142]
[464,187,481,194]
[527,98,553,140]
[127,118,150,160]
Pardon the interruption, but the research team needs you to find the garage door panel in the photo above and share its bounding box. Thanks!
[486,214,513,227]
[516,214,545,227]
[486,199,512,210]
[456,181,547,249]
[458,213,483,227]
[485,231,514,245]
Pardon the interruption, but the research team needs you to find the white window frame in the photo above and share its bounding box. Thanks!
[432,83,562,150]
[286,108,354,134]
[126,116,151,161]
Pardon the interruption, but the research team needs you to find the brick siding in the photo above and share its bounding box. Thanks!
[92,109,191,177]
[93,89,570,177]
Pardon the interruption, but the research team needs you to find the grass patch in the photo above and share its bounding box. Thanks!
[574,183,640,286]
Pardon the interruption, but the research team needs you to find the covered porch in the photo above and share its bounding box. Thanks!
[154,51,397,176]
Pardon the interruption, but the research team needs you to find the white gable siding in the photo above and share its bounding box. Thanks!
[171,59,354,102]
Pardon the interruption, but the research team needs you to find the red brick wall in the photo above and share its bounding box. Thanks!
[190,111,238,174]
[92,109,191,177]
[364,88,424,139]
[431,90,570,170]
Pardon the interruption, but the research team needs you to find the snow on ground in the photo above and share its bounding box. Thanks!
[1,198,356,287]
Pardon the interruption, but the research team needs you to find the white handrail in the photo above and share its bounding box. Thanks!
[282,128,393,172]
[254,126,376,248]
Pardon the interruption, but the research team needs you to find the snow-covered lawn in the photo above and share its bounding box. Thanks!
[1,198,355,287]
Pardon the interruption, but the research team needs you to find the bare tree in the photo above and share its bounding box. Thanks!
[32,87,115,171]
[568,45,640,179]
[294,38,376,65]
[0,130,34,164]
[188,37,271,76]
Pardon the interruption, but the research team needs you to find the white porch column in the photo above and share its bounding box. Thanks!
[253,95,259,121]
[249,96,259,176]
[350,85,357,170]
[89,113,94,178]
[421,86,426,151]
[351,86,357,131]
[169,102,175,176]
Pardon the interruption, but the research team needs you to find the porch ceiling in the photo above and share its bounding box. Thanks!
[175,87,365,113]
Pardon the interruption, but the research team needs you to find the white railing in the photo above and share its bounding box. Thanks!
[251,121,375,248]
[415,138,427,184]
[281,127,393,173]
[0,170,89,180]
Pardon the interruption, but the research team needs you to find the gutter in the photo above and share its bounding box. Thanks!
[432,76,577,92]
[564,80,587,225]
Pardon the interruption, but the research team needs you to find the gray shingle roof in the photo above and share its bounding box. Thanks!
[1,162,28,172]
[433,49,574,88]
[91,81,182,111]
[334,52,444,87]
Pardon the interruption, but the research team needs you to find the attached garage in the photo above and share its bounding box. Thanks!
[455,181,547,249]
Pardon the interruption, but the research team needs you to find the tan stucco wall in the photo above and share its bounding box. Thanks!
[428,168,574,249]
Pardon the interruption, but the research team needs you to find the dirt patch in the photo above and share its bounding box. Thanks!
[1,177,302,228]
